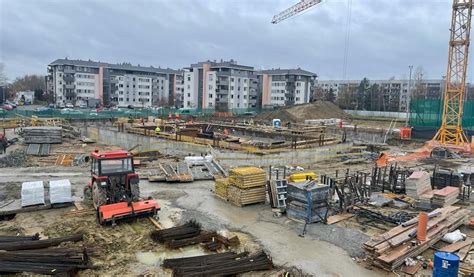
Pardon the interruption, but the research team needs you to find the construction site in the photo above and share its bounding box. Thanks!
[2,0,474,276]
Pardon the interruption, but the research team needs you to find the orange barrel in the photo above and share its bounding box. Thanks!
[417,212,428,241]
[400,127,412,140]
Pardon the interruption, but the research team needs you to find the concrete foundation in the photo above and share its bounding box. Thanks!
[83,127,365,167]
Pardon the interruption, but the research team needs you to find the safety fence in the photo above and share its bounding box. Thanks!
[408,99,474,130]
[0,107,270,120]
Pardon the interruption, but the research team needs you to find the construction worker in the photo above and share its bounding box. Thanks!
[155,126,161,134]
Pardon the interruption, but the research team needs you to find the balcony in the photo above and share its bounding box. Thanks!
[65,84,75,89]
[64,68,75,74]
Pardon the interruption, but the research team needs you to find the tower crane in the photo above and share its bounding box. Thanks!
[272,0,473,146]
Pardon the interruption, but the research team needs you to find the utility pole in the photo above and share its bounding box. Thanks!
[406,65,413,127]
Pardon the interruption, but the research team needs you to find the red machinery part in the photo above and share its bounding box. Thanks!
[98,200,160,225]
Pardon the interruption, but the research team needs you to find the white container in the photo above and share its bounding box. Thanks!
[49,179,72,204]
[21,181,45,207]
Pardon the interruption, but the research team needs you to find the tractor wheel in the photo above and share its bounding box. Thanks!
[92,182,107,210]
[131,184,140,202]
[83,185,92,205]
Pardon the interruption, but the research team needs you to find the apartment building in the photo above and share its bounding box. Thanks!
[317,79,444,112]
[183,60,258,110]
[258,68,316,108]
[47,59,180,107]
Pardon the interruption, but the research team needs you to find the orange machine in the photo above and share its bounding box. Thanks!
[84,149,160,225]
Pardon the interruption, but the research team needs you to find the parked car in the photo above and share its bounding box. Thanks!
[1,104,13,111]
[65,103,74,108]
[60,108,83,115]
[4,101,16,109]
[127,105,134,109]
[35,106,52,112]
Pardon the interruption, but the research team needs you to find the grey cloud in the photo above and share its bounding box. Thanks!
[0,0,462,81]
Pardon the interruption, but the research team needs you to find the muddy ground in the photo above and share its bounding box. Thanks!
[0,165,388,276]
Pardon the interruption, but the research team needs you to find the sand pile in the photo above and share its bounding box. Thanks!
[255,101,348,123]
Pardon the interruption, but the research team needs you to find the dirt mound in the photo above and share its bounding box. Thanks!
[255,101,348,123]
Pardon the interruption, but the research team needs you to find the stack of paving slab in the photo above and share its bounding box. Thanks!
[23,126,62,144]
[49,179,72,204]
[286,180,329,223]
[405,171,432,199]
[432,186,460,207]
[406,171,433,210]
[21,181,45,207]
[226,167,266,207]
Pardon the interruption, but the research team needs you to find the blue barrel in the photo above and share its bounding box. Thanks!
[433,251,460,277]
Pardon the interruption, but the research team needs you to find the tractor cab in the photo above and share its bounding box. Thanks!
[86,149,160,225]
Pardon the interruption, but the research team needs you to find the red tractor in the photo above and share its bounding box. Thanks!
[84,149,160,225]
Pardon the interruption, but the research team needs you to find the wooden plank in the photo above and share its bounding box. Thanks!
[458,243,472,261]
[439,238,472,253]
[326,213,354,225]
[74,202,84,211]
[148,217,162,230]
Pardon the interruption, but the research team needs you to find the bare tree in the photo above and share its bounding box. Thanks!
[0,63,8,86]
[412,66,427,99]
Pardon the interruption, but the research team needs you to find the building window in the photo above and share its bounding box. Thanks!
[231,77,234,82]
[209,94,213,98]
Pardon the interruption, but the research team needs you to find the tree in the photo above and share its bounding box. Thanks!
[324,88,336,102]
[412,66,427,99]
[356,78,371,110]
[10,75,45,94]
[336,84,357,109]
[312,86,325,101]
[0,63,7,87]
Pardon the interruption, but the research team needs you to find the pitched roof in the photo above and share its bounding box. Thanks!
[49,58,179,74]
[258,68,317,77]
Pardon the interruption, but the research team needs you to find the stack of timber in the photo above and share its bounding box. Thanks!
[226,167,266,207]
[227,185,266,207]
[363,206,469,270]
[150,221,201,243]
[23,127,62,144]
[163,251,273,277]
[0,233,91,275]
[214,177,230,199]
[229,167,266,188]
[286,180,329,223]
[432,186,459,207]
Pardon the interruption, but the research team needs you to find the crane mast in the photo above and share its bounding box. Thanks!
[434,0,472,145]
[271,0,322,24]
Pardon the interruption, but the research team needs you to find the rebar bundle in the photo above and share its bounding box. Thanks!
[0,233,83,251]
[150,220,201,243]
[172,251,273,277]
[0,233,40,242]
[0,247,91,275]
[166,231,218,249]
[163,252,248,269]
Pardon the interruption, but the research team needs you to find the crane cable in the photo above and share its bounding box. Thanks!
[342,0,353,80]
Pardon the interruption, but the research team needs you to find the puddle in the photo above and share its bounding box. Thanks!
[135,251,161,266]
[156,200,182,228]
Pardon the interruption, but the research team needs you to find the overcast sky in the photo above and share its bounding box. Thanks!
[0,0,465,81]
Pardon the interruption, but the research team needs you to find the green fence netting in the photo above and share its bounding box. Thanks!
[0,107,270,120]
[409,99,474,130]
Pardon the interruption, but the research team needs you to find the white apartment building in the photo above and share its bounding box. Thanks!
[258,69,317,108]
[183,60,258,110]
[317,79,444,112]
[48,59,180,107]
